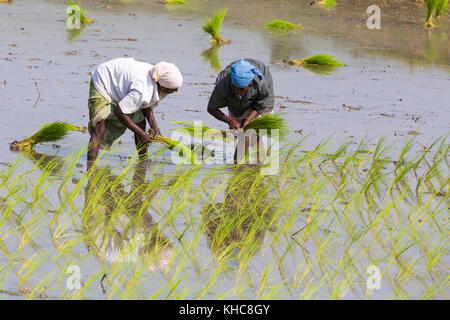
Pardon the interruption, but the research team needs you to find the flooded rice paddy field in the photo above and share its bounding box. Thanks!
[0,0,449,299]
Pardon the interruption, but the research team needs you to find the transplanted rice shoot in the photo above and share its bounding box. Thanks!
[9,121,85,151]
[164,0,189,4]
[436,0,448,18]
[67,0,93,26]
[202,9,229,45]
[317,0,337,7]
[425,0,440,27]
[289,54,344,66]
[264,19,303,30]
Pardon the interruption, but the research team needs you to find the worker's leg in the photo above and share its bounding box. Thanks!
[87,120,106,169]
[134,119,148,160]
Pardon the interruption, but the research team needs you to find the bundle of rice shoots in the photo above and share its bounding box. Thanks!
[264,19,303,30]
[436,0,448,18]
[164,0,189,4]
[317,0,337,7]
[425,0,439,27]
[173,122,230,141]
[246,113,289,140]
[202,9,229,45]
[295,54,344,66]
[151,135,197,163]
[10,121,81,151]
[67,0,93,26]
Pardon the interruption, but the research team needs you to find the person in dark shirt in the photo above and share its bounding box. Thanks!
[207,58,274,130]
[207,58,275,162]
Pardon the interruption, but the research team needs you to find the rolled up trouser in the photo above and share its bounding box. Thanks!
[88,79,145,147]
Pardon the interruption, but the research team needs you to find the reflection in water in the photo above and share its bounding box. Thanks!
[66,27,84,43]
[82,162,173,272]
[266,32,306,62]
[201,165,276,265]
[201,44,223,73]
[302,64,339,75]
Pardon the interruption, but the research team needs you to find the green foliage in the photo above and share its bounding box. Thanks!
[264,19,303,30]
[318,0,337,7]
[301,54,345,66]
[202,9,228,45]
[10,121,83,151]
[165,0,189,4]
[246,113,289,140]
[426,0,439,27]
[67,0,93,26]
[436,0,448,17]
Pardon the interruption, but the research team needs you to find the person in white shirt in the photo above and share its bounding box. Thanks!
[87,57,183,167]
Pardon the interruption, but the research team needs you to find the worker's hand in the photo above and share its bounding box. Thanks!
[227,118,241,131]
[140,131,153,144]
[241,118,251,129]
[149,127,161,139]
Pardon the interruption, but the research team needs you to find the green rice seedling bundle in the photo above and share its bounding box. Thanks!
[173,114,288,141]
[246,113,289,140]
[317,0,337,7]
[425,0,440,27]
[264,19,303,30]
[67,0,93,26]
[436,0,448,17]
[10,121,84,151]
[164,0,189,4]
[202,9,229,45]
[151,134,197,162]
[288,54,344,67]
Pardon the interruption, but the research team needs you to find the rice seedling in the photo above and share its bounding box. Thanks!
[164,0,189,4]
[288,54,345,67]
[149,133,197,163]
[264,19,304,31]
[0,133,448,299]
[0,0,13,3]
[317,0,337,7]
[173,113,288,141]
[202,9,229,45]
[9,121,85,151]
[425,0,440,27]
[436,0,448,18]
[67,0,93,26]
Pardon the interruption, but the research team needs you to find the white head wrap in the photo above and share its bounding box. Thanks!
[150,62,183,89]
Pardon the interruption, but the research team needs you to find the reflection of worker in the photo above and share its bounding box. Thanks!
[87,57,183,167]
[207,58,274,130]
[201,165,276,263]
[82,162,172,271]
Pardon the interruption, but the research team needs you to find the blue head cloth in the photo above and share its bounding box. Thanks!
[230,59,263,88]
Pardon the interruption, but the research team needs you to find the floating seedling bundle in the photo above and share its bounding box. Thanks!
[317,0,337,7]
[163,0,189,4]
[288,54,344,67]
[264,19,303,31]
[425,0,448,27]
[67,0,93,27]
[202,9,230,45]
[10,121,86,151]
[287,54,344,75]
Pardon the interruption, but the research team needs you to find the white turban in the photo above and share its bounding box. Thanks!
[150,62,183,89]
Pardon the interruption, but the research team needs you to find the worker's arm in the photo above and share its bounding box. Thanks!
[208,108,240,130]
[207,81,240,130]
[142,107,161,138]
[114,105,152,143]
